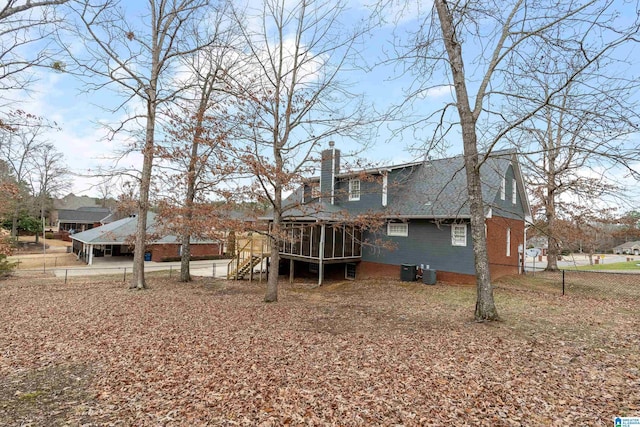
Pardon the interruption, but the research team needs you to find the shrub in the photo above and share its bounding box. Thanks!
[0,254,16,278]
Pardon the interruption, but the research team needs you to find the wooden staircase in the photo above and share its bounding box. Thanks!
[227,236,270,280]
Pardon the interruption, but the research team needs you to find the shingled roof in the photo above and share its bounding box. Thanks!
[70,212,218,245]
[385,150,524,218]
[279,150,530,221]
[57,207,111,223]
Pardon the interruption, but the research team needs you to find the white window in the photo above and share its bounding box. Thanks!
[506,227,511,257]
[311,184,320,199]
[387,222,408,237]
[382,173,388,207]
[500,176,506,200]
[451,224,467,246]
[349,179,360,201]
[511,179,517,204]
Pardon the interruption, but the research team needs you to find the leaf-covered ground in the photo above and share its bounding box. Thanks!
[0,277,638,426]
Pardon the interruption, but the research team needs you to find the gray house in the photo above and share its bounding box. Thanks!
[271,144,531,284]
[57,207,112,232]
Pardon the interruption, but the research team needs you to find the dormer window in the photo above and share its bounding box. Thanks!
[500,176,506,200]
[511,179,517,204]
[311,184,320,199]
[349,179,360,201]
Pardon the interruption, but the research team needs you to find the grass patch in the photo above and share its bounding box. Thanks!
[17,390,45,401]
[565,261,640,271]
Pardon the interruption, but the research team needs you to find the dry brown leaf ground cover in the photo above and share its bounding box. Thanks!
[0,275,638,426]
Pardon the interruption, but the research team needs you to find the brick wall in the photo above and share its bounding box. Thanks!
[357,260,477,285]
[486,215,524,279]
[149,243,221,262]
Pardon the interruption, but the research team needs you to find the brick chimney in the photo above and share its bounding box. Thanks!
[320,141,340,204]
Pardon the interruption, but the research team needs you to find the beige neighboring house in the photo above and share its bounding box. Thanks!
[613,241,640,255]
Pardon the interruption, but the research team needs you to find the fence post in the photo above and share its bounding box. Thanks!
[169,266,172,278]
[562,270,565,296]
[212,263,215,278]
[123,267,127,283]
[65,269,68,284]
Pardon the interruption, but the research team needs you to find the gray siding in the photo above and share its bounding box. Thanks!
[334,176,383,212]
[490,165,526,220]
[333,168,416,214]
[362,219,475,275]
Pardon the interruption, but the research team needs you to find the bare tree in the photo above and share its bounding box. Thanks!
[0,0,69,98]
[0,111,57,238]
[63,0,217,289]
[230,0,375,302]
[155,2,243,282]
[507,57,640,270]
[390,0,639,320]
[30,142,70,235]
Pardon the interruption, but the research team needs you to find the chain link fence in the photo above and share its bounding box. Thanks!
[508,267,640,300]
[7,262,230,285]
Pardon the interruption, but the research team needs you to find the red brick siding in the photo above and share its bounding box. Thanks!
[357,261,476,285]
[485,216,524,279]
[148,243,221,261]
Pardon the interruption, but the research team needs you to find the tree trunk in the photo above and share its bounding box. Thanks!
[180,233,191,282]
[179,155,197,282]
[435,0,498,321]
[545,161,559,271]
[265,218,280,302]
[131,100,156,290]
[11,209,18,239]
[179,89,208,282]
[265,180,282,302]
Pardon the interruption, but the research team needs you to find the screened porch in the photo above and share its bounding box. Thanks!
[279,222,362,262]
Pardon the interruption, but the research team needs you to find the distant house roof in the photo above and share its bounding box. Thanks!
[613,241,640,250]
[70,212,218,245]
[57,208,111,224]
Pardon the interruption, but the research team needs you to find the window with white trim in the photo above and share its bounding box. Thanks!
[506,227,511,257]
[349,179,360,201]
[500,176,506,200]
[511,179,517,204]
[387,222,408,237]
[451,224,467,246]
[311,184,320,199]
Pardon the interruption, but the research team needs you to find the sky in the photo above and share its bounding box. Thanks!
[3,0,640,212]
